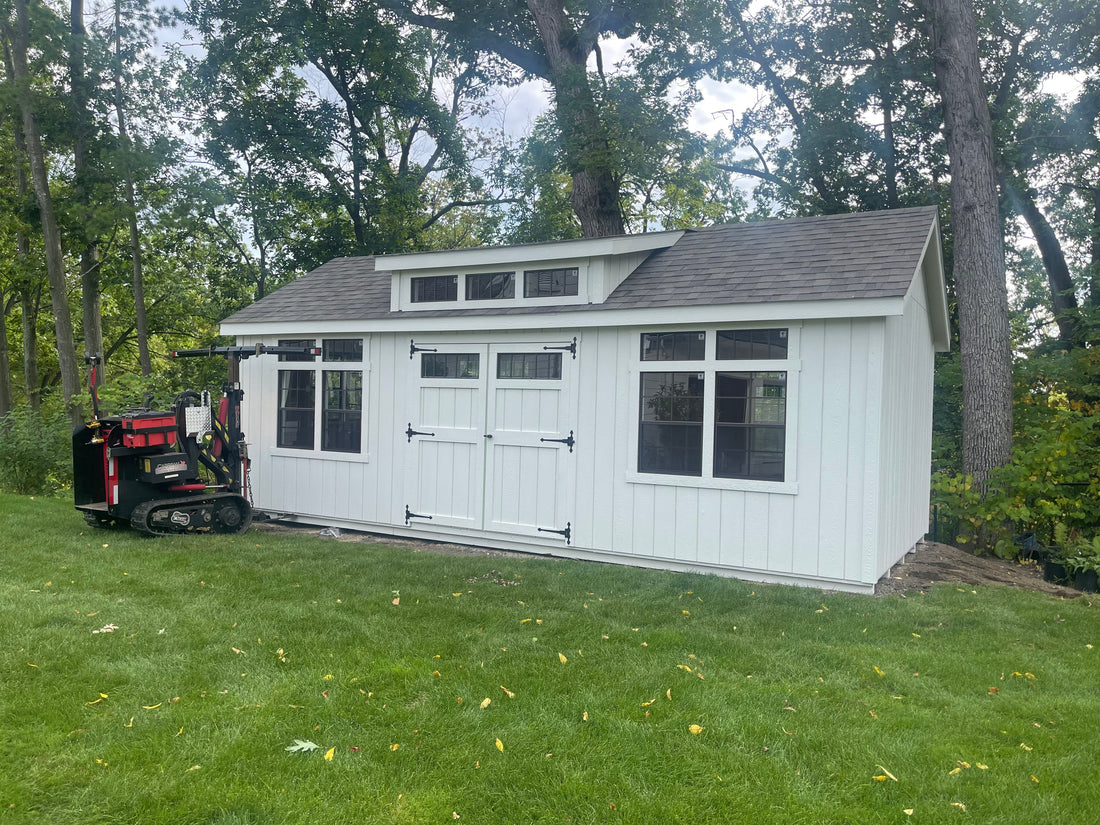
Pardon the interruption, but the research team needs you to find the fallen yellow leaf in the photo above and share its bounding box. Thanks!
[500,685,515,699]
[873,775,887,782]
[582,711,589,722]
[903,809,914,816]
[390,743,399,751]
[480,698,491,709]
[142,703,162,710]
[950,802,967,811]
[688,724,704,735]
[873,666,885,676]
[495,738,504,752]
[124,717,134,728]
[558,652,568,664]
[1031,775,1039,783]
[324,747,335,761]
[876,765,898,781]
[666,689,672,700]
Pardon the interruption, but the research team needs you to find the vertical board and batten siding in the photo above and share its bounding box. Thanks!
[876,267,937,578]
[237,310,918,592]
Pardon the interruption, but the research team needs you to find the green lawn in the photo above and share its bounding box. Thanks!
[1,493,1098,824]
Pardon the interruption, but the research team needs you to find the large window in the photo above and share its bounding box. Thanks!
[322,371,362,452]
[278,370,315,449]
[422,353,480,379]
[276,338,365,455]
[714,372,786,481]
[637,328,791,484]
[638,372,704,475]
[497,352,562,380]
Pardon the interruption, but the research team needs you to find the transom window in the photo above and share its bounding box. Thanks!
[524,267,578,298]
[411,275,458,303]
[278,339,317,362]
[641,331,706,361]
[637,329,792,484]
[466,272,515,301]
[276,337,366,454]
[497,352,562,380]
[323,338,363,362]
[422,353,480,379]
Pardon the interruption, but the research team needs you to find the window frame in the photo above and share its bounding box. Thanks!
[628,325,799,494]
[271,337,369,462]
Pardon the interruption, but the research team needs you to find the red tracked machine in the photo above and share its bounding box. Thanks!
[73,344,317,535]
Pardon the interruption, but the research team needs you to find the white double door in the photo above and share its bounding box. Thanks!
[405,339,576,542]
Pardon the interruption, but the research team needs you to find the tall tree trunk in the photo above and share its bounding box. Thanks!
[525,0,625,238]
[114,0,151,376]
[0,289,14,417]
[1001,177,1079,346]
[20,286,41,412]
[70,0,103,376]
[1088,187,1100,310]
[920,0,1013,490]
[5,0,84,426]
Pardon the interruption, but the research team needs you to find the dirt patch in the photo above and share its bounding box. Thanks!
[254,521,1081,598]
[874,540,1081,598]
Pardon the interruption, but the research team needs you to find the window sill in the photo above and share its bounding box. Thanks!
[268,449,371,464]
[625,471,798,495]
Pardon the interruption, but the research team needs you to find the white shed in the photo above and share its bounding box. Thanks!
[221,206,949,593]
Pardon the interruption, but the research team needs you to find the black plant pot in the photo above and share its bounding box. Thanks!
[1044,560,1070,585]
[1075,569,1098,593]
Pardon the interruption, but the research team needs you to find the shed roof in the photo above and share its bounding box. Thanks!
[222,206,942,326]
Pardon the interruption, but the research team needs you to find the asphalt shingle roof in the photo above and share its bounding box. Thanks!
[221,206,939,326]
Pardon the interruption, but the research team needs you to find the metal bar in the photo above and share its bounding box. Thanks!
[543,337,577,358]
[406,423,437,442]
[410,339,438,359]
[405,505,433,525]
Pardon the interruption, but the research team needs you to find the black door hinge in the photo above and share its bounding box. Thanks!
[406,423,437,442]
[410,339,438,359]
[537,522,571,545]
[539,430,575,453]
[405,505,433,525]
[543,337,577,359]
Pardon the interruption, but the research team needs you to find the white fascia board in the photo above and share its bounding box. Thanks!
[221,296,904,337]
[376,231,684,272]
[915,217,951,352]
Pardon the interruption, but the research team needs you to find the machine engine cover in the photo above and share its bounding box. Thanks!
[139,453,192,484]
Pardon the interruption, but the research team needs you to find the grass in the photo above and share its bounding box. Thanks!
[1,493,1098,824]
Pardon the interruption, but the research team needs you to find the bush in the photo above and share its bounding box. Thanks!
[0,406,73,495]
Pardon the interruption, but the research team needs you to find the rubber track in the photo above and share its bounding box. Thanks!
[131,493,253,536]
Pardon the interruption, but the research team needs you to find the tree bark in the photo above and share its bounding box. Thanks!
[114,0,151,376]
[5,0,84,426]
[0,288,14,417]
[70,0,103,376]
[919,0,1013,489]
[525,0,624,237]
[20,286,41,411]
[1001,176,1078,345]
[1088,187,1100,309]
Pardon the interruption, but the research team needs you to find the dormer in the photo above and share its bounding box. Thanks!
[380,231,684,312]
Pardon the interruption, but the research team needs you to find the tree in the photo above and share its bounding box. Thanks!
[1,0,82,425]
[918,0,1013,488]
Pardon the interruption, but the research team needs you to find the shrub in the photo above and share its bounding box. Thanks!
[0,406,73,495]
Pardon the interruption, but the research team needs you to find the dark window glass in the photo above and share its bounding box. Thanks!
[277,370,315,449]
[466,272,515,300]
[278,339,317,362]
[714,371,786,481]
[322,338,363,362]
[496,352,562,380]
[716,329,789,360]
[322,371,362,453]
[638,372,704,475]
[641,331,706,361]
[411,275,458,303]
[421,353,480,379]
[523,267,579,298]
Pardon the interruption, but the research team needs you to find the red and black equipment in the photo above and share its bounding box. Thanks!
[73,344,318,535]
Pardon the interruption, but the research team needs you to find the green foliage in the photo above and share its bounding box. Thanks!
[0,406,72,495]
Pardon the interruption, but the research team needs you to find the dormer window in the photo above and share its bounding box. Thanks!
[411,275,457,303]
[524,267,578,298]
[466,272,515,300]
